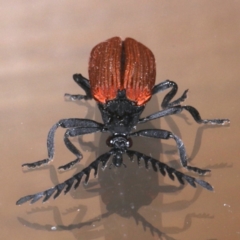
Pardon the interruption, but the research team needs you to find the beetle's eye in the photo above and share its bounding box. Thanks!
[106,136,113,147]
[127,138,133,148]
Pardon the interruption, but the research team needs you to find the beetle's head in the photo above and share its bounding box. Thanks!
[107,135,132,149]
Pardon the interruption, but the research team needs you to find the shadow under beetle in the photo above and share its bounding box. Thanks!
[16,37,230,205]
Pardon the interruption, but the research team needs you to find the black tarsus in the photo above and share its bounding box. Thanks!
[182,106,229,125]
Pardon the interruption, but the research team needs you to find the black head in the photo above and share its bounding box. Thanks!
[107,135,132,149]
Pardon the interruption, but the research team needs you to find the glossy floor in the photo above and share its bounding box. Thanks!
[1,1,239,239]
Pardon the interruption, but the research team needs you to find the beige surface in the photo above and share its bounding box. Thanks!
[1,1,239,240]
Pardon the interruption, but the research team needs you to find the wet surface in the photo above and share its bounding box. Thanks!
[0,1,239,239]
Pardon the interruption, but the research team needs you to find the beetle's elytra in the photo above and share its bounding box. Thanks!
[17,37,230,205]
[89,37,155,105]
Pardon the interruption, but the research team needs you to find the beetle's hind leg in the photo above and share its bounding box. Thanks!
[65,74,92,101]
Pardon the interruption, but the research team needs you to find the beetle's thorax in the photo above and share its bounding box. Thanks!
[98,90,144,134]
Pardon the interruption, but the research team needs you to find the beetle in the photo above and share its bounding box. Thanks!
[16,37,230,205]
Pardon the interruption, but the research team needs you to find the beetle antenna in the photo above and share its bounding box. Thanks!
[126,150,213,191]
[16,152,112,205]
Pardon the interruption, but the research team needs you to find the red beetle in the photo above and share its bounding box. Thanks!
[17,37,229,205]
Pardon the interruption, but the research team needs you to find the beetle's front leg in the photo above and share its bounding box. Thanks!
[22,119,104,170]
[65,74,92,101]
[22,123,59,169]
[130,129,210,175]
[58,125,104,171]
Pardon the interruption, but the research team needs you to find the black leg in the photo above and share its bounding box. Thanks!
[16,151,112,205]
[130,129,210,175]
[182,106,230,125]
[58,126,104,171]
[138,105,230,125]
[22,119,104,170]
[65,74,92,101]
[138,105,183,123]
[152,80,188,108]
[58,134,82,171]
[150,80,230,125]
[126,150,213,191]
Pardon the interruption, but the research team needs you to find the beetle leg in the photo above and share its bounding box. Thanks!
[65,74,92,101]
[21,123,58,169]
[22,119,104,170]
[182,105,230,125]
[126,149,213,191]
[152,80,188,108]
[138,105,229,125]
[16,152,112,205]
[130,129,210,175]
[138,105,183,123]
[58,126,104,171]
[151,80,230,125]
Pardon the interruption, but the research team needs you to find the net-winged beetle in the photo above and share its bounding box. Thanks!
[16,37,230,205]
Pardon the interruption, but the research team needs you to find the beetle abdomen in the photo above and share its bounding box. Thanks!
[89,37,156,105]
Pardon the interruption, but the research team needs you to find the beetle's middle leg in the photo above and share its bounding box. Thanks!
[138,105,229,125]
[151,80,230,125]
[58,125,104,171]
[152,80,188,108]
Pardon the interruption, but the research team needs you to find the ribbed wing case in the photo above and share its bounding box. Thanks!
[123,38,156,105]
[89,37,156,105]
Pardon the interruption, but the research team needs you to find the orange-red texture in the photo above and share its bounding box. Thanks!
[88,37,156,106]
